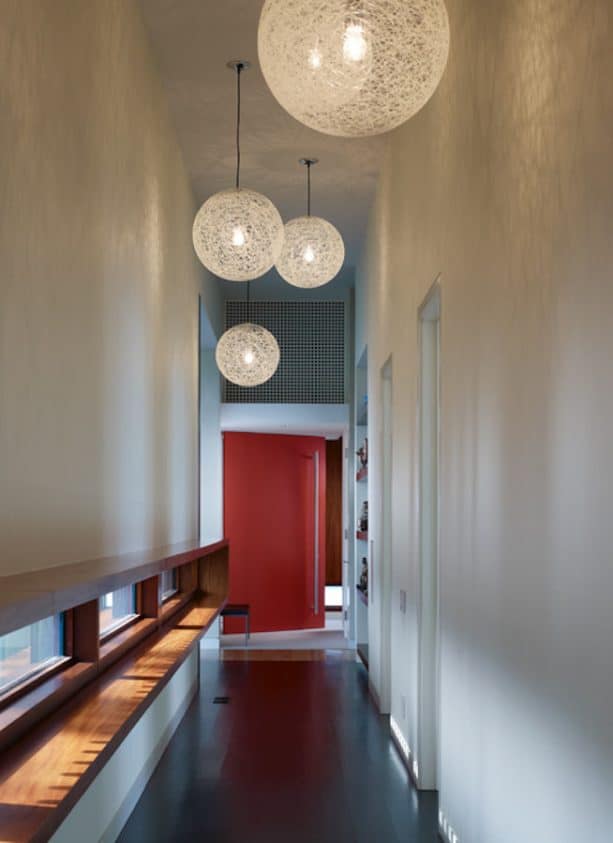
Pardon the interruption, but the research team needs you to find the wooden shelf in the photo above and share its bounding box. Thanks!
[0,591,226,843]
[356,466,368,482]
[356,586,369,606]
[356,530,368,542]
[0,538,228,637]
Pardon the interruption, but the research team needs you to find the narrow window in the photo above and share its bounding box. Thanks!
[99,586,138,639]
[159,569,178,604]
[0,614,67,699]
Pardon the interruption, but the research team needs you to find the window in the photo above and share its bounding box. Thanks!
[99,586,137,638]
[159,569,178,604]
[0,615,66,698]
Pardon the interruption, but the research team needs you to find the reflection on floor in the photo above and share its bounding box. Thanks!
[221,649,356,661]
[119,651,439,843]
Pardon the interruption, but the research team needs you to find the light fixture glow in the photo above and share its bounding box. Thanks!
[343,23,368,63]
[308,47,322,69]
[258,0,450,137]
[232,226,246,246]
[192,61,284,280]
[276,159,345,289]
[216,322,280,387]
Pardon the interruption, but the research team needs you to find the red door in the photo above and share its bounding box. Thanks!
[223,432,326,633]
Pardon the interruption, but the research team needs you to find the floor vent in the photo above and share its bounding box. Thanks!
[213,696,230,704]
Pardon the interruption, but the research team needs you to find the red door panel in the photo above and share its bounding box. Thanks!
[223,432,326,633]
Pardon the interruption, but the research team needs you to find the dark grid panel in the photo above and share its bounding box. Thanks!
[224,301,345,403]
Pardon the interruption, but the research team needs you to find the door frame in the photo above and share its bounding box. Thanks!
[417,280,441,790]
[378,355,393,713]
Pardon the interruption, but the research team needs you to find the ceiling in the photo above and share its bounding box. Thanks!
[138,0,384,295]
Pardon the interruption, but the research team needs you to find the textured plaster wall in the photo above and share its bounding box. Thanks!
[360,0,613,840]
[0,0,221,574]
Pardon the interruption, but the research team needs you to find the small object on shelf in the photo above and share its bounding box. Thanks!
[356,530,368,541]
[358,501,368,533]
[356,465,368,482]
[356,437,368,469]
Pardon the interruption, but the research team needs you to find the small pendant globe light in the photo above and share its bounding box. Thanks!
[276,158,345,289]
[192,61,284,281]
[258,0,450,138]
[215,281,280,387]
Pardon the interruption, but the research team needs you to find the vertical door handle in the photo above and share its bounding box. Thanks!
[313,451,320,615]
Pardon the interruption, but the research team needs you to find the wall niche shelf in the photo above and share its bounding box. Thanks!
[356,585,369,606]
[356,530,368,542]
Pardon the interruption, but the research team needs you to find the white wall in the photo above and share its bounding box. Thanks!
[200,350,224,545]
[0,0,222,575]
[220,403,350,437]
[359,1,613,840]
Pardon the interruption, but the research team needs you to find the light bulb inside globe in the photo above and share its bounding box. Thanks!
[192,188,284,281]
[276,215,345,289]
[308,47,322,69]
[343,23,368,63]
[232,226,246,246]
[216,322,280,387]
[303,244,315,263]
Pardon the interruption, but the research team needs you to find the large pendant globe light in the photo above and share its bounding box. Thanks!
[215,282,280,387]
[258,0,450,137]
[276,158,345,289]
[192,61,284,281]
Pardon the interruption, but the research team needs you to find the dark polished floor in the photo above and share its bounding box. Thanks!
[119,651,439,843]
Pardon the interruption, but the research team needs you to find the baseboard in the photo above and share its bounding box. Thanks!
[389,725,420,790]
[368,676,381,711]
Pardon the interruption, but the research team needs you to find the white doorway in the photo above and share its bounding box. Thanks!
[417,284,441,790]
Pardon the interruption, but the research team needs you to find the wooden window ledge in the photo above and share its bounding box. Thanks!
[0,596,223,843]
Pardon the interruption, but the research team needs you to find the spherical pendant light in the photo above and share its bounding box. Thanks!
[192,61,284,281]
[216,321,280,387]
[258,0,450,137]
[276,159,345,288]
[193,187,284,282]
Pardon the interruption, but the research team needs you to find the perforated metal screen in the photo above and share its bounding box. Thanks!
[223,301,345,403]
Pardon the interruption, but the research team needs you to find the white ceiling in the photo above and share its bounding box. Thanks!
[138,0,384,293]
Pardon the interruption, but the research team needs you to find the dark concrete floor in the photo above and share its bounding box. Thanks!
[119,652,439,843]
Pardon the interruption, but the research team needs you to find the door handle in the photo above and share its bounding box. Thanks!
[313,450,320,615]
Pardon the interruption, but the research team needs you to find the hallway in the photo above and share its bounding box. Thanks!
[119,652,438,843]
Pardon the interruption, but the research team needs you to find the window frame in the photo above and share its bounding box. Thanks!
[0,613,72,708]
[158,568,179,605]
[98,585,139,643]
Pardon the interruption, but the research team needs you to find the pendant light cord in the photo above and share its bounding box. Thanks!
[235,63,242,190]
[307,160,311,216]
[246,280,251,320]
